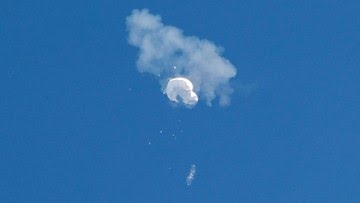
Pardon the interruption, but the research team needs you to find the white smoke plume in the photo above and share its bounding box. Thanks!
[126,9,237,106]
[186,164,196,186]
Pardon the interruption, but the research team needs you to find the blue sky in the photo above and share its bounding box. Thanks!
[1,0,360,202]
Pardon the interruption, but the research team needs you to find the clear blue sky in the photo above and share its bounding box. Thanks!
[1,0,360,202]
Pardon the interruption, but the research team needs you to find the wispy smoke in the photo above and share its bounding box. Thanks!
[126,9,237,106]
[186,164,196,186]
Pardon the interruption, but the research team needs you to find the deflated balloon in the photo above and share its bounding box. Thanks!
[165,77,198,105]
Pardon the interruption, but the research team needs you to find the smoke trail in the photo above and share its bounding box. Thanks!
[126,9,237,106]
[186,164,196,186]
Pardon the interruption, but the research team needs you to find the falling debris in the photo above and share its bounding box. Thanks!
[186,164,196,186]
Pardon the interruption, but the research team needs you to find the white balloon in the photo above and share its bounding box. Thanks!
[165,77,198,105]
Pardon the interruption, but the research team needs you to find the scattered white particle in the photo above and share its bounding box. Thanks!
[128,87,132,91]
[173,66,177,69]
[159,130,163,134]
[148,142,151,145]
